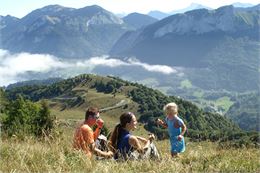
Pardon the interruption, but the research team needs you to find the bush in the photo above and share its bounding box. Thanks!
[1,95,55,138]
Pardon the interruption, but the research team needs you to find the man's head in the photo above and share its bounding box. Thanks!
[85,107,99,120]
[84,107,102,127]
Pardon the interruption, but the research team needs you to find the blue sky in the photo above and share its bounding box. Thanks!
[1,0,259,18]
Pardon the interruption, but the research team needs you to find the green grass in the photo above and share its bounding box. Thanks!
[1,127,259,172]
[215,96,234,112]
[1,104,259,173]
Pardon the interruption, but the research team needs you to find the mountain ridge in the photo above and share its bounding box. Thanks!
[110,5,260,92]
[123,12,158,29]
[0,5,129,58]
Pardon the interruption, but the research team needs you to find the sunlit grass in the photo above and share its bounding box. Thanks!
[1,125,259,172]
[215,96,234,112]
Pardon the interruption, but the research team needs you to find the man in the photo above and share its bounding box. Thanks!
[73,107,113,158]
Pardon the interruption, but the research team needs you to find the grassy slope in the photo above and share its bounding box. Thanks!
[1,85,259,172]
[2,75,259,172]
[1,123,259,172]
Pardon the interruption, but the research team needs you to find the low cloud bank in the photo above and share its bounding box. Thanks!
[0,49,177,86]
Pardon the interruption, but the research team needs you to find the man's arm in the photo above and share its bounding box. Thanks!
[93,127,101,141]
[89,143,113,158]
[93,118,104,140]
[81,125,113,158]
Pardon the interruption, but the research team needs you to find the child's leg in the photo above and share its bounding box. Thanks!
[171,152,179,157]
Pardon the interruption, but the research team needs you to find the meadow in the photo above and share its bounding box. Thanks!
[1,115,259,173]
[1,87,259,173]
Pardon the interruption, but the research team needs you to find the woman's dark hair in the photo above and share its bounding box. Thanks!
[85,107,99,120]
[109,112,133,151]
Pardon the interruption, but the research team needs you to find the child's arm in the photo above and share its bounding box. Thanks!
[177,123,187,141]
[156,118,168,128]
[180,123,186,136]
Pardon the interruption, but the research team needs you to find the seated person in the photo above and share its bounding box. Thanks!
[109,112,159,160]
[73,107,113,158]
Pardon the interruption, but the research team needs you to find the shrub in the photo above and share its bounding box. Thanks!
[1,95,55,138]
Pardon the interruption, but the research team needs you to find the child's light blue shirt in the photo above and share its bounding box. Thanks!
[165,116,185,153]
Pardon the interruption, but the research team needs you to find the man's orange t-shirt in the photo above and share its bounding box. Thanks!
[73,122,94,157]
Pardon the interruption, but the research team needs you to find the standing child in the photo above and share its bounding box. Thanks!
[156,102,187,157]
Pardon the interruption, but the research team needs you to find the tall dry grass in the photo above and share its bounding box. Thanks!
[1,126,259,173]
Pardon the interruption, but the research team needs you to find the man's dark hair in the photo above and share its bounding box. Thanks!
[85,107,99,120]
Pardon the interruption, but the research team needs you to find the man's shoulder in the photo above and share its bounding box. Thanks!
[80,124,92,131]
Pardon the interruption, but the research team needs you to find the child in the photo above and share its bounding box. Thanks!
[156,102,187,157]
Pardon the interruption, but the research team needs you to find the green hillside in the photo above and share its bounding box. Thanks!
[226,92,260,131]
[4,74,259,146]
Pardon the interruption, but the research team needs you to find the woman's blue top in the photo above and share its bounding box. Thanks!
[116,129,132,159]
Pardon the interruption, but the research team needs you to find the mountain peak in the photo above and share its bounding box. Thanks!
[123,12,157,29]
[189,3,208,9]
[147,10,169,20]
[170,3,211,15]
[40,4,67,12]
[77,5,106,14]
[75,5,123,25]
[232,2,254,8]
[216,5,235,12]
[1,3,128,58]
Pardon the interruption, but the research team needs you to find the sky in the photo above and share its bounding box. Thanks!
[0,0,259,18]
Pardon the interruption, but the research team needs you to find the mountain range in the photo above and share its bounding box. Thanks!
[1,5,129,58]
[146,2,254,19]
[111,5,259,66]
[111,5,260,92]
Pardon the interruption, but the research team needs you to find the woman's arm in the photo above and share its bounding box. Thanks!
[136,134,155,143]
[136,136,148,143]
[129,136,150,153]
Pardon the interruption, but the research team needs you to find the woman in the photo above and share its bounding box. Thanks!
[109,112,158,160]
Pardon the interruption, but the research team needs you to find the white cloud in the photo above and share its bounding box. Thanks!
[80,56,128,67]
[0,49,178,86]
[0,50,69,86]
[127,58,177,74]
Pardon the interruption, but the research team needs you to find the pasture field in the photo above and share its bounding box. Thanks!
[1,107,259,173]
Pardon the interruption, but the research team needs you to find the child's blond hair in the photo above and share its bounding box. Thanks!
[163,102,178,115]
